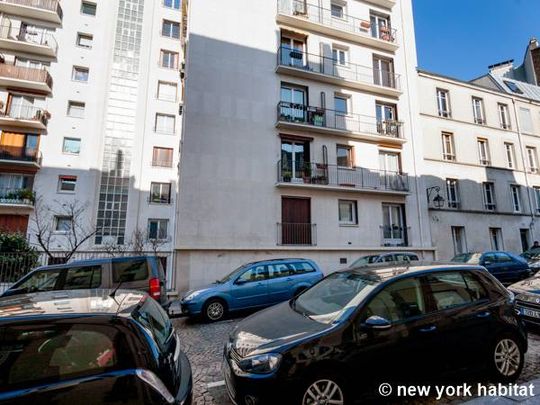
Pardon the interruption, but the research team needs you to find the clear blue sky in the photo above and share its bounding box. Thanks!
[413,0,540,81]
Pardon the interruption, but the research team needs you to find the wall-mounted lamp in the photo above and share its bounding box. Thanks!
[426,186,445,209]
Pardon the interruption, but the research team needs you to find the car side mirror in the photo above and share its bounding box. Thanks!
[363,315,392,330]
[483,261,492,266]
[234,279,247,285]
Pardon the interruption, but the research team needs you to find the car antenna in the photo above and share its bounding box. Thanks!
[109,276,126,302]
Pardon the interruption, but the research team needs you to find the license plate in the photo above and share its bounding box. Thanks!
[520,307,540,319]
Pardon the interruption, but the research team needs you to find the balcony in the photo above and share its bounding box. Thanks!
[0,105,49,130]
[0,146,42,168]
[0,21,58,57]
[0,188,35,210]
[276,102,405,144]
[277,160,409,195]
[0,0,63,24]
[277,222,317,246]
[276,0,398,52]
[276,47,401,96]
[0,63,53,94]
[380,225,410,247]
[366,0,396,8]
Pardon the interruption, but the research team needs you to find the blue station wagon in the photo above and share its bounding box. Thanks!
[178,258,323,321]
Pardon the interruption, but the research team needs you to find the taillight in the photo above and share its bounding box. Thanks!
[149,277,161,299]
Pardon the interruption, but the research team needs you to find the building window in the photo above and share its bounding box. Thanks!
[162,20,180,39]
[505,143,516,169]
[504,80,523,94]
[152,147,173,167]
[436,89,451,118]
[67,101,85,118]
[534,187,540,214]
[150,182,172,204]
[482,182,496,211]
[527,146,538,173]
[62,138,81,154]
[76,33,93,49]
[332,47,347,66]
[81,1,97,16]
[519,107,533,133]
[446,178,460,209]
[373,55,395,88]
[498,103,511,129]
[155,113,175,134]
[72,66,89,82]
[379,151,400,173]
[477,138,490,166]
[489,228,503,251]
[58,176,77,193]
[55,216,73,232]
[511,185,522,213]
[338,200,357,225]
[441,132,455,161]
[157,81,177,102]
[334,95,348,115]
[160,50,179,69]
[330,2,345,18]
[148,219,168,240]
[472,97,485,125]
[336,145,353,168]
[451,226,467,255]
[163,0,181,10]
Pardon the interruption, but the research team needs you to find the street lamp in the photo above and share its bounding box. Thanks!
[426,186,445,209]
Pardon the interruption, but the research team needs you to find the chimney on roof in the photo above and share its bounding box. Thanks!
[488,59,515,78]
[529,37,540,85]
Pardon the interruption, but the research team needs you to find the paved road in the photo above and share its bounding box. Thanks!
[173,316,540,405]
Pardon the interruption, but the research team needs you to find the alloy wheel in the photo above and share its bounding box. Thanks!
[494,338,520,376]
[302,379,344,405]
[207,302,224,321]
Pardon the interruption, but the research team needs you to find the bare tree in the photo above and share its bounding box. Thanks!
[131,227,145,254]
[31,197,100,262]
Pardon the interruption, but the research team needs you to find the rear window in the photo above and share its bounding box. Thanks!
[112,259,149,282]
[64,266,102,289]
[424,271,487,310]
[289,262,316,274]
[0,324,128,391]
[15,269,62,292]
[133,298,173,352]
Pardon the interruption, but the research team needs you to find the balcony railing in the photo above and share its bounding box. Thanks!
[277,102,404,139]
[380,225,410,247]
[1,0,63,20]
[0,63,53,89]
[148,193,172,204]
[277,222,317,246]
[2,105,48,125]
[0,187,35,206]
[278,160,409,192]
[0,21,58,54]
[0,146,41,164]
[277,0,397,44]
[277,46,401,90]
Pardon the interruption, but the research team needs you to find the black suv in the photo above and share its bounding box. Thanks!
[0,289,192,405]
[224,264,527,405]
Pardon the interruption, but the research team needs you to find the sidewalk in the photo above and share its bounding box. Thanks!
[464,378,540,404]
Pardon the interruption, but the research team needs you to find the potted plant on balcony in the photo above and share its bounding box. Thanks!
[360,20,371,30]
[282,170,292,183]
[302,163,312,184]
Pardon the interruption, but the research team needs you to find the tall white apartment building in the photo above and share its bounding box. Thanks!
[176,0,434,290]
[0,0,184,285]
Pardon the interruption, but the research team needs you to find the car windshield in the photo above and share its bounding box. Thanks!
[218,264,248,283]
[451,253,482,264]
[13,269,62,293]
[350,255,380,267]
[292,272,378,324]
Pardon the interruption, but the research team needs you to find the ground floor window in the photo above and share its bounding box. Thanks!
[338,200,357,225]
[489,228,503,251]
[451,226,466,255]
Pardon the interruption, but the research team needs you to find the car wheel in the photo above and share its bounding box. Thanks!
[300,375,346,405]
[490,334,524,382]
[203,299,227,322]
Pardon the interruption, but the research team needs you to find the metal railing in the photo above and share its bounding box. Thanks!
[0,187,35,205]
[148,193,172,204]
[277,102,404,139]
[277,160,409,192]
[277,46,401,90]
[380,226,410,247]
[0,21,58,53]
[277,222,317,246]
[152,160,173,168]
[1,0,63,20]
[0,63,53,89]
[2,104,48,125]
[277,0,397,44]
[0,145,41,164]
[0,252,40,293]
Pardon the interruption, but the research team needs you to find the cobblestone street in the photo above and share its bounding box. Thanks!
[173,316,540,405]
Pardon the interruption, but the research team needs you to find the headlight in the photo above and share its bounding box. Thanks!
[237,353,282,374]
[183,291,202,301]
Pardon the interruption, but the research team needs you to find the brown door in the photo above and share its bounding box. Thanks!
[281,197,311,245]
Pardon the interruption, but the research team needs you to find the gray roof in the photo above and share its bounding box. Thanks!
[488,73,540,102]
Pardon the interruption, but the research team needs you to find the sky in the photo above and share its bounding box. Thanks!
[412,0,540,81]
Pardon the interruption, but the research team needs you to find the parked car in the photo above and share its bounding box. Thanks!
[509,276,540,326]
[177,258,323,322]
[451,252,531,284]
[0,289,192,405]
[520,248,540,273]
[1,256,168,306]
[223,263,527,405]
[349,252,419,267]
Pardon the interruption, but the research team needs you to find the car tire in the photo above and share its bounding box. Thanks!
[489,333,524,383]
[203,298,227,322]
[298,373,347,405]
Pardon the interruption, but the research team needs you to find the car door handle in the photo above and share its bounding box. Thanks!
[418,325,437,333]
[476,311,491,318]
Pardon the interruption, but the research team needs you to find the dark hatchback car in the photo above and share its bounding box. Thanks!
[0,289,192,405]
[452,252,531,284]
[509,276,540,326]
[223,264,527,405]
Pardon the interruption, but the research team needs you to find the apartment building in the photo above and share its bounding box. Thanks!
[0,0,183,286]
[176,0,433,290]
[419,69,540,259]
